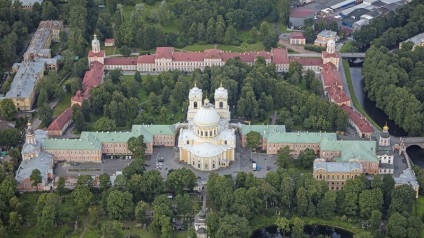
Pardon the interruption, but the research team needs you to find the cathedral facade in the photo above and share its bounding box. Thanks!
[178,84,236,171]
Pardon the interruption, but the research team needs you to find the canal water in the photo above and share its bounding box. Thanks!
[250,225,353,238]
[348,62,424,165]
[348,63,408,137]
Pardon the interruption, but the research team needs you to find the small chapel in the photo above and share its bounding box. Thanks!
[178,83,236,171]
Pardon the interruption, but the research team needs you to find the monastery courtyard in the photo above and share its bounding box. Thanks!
[53,134,281,180]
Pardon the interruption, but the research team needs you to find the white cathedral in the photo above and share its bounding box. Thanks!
[178,83,236,171]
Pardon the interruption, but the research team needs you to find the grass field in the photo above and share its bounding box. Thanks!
[101,46,118,55]
[342,59,382,131]
[53,92,72,117]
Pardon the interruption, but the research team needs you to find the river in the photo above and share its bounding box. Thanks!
[348,62,408,137]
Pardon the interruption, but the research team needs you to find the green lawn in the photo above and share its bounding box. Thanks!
[301,217,362,235]
[340,41,358,53]
[53,92,72,117]
[101,46,117,55]
[277,21,290,33]
[180,41,265,53]
[123,1,162,22]
[342,59,382,131]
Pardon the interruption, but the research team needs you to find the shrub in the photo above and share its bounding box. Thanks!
[304,45,326,53]
[247,39,256,44]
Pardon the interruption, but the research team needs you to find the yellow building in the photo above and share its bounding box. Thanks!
[178,84,236,171]
[313,158,363,191]
[2,62,45,111]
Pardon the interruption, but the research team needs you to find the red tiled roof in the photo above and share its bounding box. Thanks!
[88,50,106,57]
[83,62,104,88]
[326,86,350,104]
[204,49,223,59]
[47,107,73,131]
[290,8,315,18]
[71,90,84,103]
[290,32,306,39]
[173,52,205,61]
[321,63,342,88]
[105,38,115,44]
[290,57,323,66]
[256,51,272,59]
[104,57,137,65]
[271,48,290,64]
[137,54,155,64]
[156,47,174,59]
[220,52,240,61]
[340,105,374,133]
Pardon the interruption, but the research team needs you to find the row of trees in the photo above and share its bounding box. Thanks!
[362,45,424,135]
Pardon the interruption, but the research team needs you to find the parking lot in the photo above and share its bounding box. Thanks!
[54,158,133,177]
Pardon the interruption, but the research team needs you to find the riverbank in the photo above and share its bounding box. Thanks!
[250,215,361,235]
[342,59,382,131]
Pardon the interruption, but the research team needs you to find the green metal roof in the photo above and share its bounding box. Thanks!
[43,137,101,150]
[320,139,378,163]
[241,125,286,136]
[266,131,337,144]
[132,125,175,135]
[43,125,175,150]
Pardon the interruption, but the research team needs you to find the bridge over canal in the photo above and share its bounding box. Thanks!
[288,53,366,58]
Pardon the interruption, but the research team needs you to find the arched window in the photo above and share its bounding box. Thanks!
[194,102,198,109]
[219,101,223,108]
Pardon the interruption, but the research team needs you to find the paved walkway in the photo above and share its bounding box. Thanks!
[278,39,313,54]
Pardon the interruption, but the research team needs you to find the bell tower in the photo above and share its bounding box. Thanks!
[25,122,36,145]
[92,34,101,53]
[326,38,336,54]
[88,34,105,65]
[214,82,230,119]
[187,82,203,121]
[322,35,339,70]
[379,123,390,147]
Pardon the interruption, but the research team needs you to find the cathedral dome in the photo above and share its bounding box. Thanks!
[194,101,220,127]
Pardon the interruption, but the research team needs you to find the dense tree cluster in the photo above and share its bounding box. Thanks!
[362,45,424,135]
[208,168,422,237]
[100,0,289,50]
[353,0,424,48]
[0,0,41,72]
[85,58,346,132]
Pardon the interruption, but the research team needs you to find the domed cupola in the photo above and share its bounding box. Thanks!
[193,98,221,138]
[379,122,390,146]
